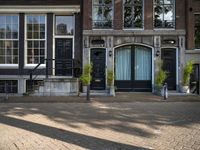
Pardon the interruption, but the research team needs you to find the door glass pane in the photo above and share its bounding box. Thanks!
[55,16,74,35]
[115,46,131,80]
[135,46,151,80]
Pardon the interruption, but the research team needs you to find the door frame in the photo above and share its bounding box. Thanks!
[114,43,155,92]
[161,47,179,90]
[52,14,75,76]
[90,47,107,90]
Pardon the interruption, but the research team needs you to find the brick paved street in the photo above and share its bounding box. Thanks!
[0,100,200,150]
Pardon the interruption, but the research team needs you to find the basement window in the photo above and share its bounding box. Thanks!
[0,80,18,93]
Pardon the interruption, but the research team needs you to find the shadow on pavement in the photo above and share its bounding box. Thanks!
[0,115,151,150]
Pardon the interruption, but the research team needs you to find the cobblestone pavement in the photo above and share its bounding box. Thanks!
[0,101,200,150]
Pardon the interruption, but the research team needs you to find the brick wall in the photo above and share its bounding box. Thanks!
[176,0,186,30]
[186,0,200,50]
[83,0,92,30]
[114,0,123,30]
[144,0,153,30]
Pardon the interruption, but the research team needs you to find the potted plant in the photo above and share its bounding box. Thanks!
[107,69,115,96]
[155,60,168,96]
[80,63,92,93]
[181,61,193,93]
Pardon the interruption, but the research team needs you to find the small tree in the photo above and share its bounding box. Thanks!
[182,61,193,86]
[79,63,92,100]
[80,63,93,86]
[155,60,168,88]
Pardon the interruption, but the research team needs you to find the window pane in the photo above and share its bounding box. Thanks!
[124,0,143,29]
[27,32,32,39]
[40,41,45,48]
[0,41,4,48]
[164,0,173,4]
[13,56,18,64]
[0,49,5,55]
[33,24,39,31]
[135,46,151,80]
[154,0,175,28]
[93,6,103,20]
[27,24,32,31]
[104,0,112,5]
[13,41,18,48]
[55,16,74,35]
[40,16,45,24]
[6,16,12,24]
[115,46,131,80]
[0,56,5,63]
[7,48,12,55]
[93,0,113,29]
[6,56,12,64]
[32,16,39,24]
[13,49,18,55]
[93,0,103,5]
[40,32,45,39]
[0,16,6,23]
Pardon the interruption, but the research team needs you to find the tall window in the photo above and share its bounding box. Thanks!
[26,15,46,65]
[93,0,113,29]
[195,14,200,49]
[154,0,175,28]
[0,15,19,65]
[124,0,143,29]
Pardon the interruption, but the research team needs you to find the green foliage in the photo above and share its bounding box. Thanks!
[155,60,168,88]
[107,70,114,87]
[183,61,194,86]
[80,63,93,86]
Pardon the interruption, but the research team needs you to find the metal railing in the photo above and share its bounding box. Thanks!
[29,59,81,91]
[92,20,113,29]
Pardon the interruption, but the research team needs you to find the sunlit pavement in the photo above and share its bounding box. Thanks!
[0,101,200,150]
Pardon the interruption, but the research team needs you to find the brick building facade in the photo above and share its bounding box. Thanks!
[83,0,193,93]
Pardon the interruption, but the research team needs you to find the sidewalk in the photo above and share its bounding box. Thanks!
[1,92,200,103]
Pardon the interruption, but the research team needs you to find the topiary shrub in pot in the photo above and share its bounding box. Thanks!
[181,61,193,93]
[80,63,92,93]
[155,60,168,96]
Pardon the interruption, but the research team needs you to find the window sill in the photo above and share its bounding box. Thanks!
[123,28,144,31]
[0,64,18,69]
[92,28,113,30]
[185,49,200,54]
[24,64,46,69]
[153,28,175,31]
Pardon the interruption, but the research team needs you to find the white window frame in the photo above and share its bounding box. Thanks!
[53,14,75,76]
[0,14,19,68]
[24,14,47,68]
[153,0,176,30]
[123,0,144,30]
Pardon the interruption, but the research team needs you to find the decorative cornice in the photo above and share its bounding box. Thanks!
[0,5,80,13]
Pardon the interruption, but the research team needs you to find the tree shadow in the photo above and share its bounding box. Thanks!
[0,115,151,150]
[0,102,200,140]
